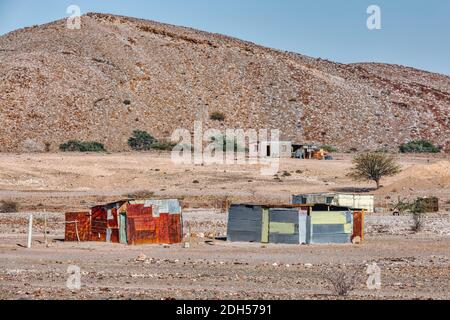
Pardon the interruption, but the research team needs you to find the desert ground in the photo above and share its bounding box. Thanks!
[0,152,449,300]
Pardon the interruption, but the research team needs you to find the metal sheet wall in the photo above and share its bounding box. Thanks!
[352,210,364,242]
[227,205,263,242]
[307,211,353,244]
[268,208,300,244]
[126,201,182,245]
[65,212,91,241]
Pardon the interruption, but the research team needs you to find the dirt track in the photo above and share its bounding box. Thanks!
[0,152,449,300]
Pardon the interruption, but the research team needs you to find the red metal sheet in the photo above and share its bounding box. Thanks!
[125,204,182,245]
[65,212,91,242]
[352,210,365,243]
[107,207,119,228]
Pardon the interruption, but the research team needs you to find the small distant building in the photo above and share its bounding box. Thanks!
[65,199,183,245]
[292,144,326,159]
[248,141,329,159]
[292,193,375,213]
[249,141,292,158]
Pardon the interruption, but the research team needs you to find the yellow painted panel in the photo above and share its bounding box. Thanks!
[261,209,269,243]
[270,222,295,234]
[310,212,347,225]
[344,223,352,234]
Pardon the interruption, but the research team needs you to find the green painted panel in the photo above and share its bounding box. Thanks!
[119,213,127,244]
[261,209,269,243]
[270,222,295,234]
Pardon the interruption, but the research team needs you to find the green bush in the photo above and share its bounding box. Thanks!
[128,130,156,151]
[210,112,225,121]
[320,144,338,153]
[151,140,177,151]
[210,135,247,152]
[59,140,106,152]
[399,140,440,153]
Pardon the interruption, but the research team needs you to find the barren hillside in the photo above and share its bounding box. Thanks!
[0,13,449,152]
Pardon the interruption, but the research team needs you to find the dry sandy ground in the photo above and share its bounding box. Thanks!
[0,210,449,300]
[0,152,449,300]
[0,152,449,211]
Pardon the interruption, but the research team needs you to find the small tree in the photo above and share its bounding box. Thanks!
[348,153,401,189]
[210,112,225,121]
[399,140,440,153]
[320,144,338,153]
[59,140,106,152]
[128,130,156,151]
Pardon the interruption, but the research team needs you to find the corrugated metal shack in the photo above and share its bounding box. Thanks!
[91,201,126,243]
[308,211,353,244]
[227,203,363,245]
[120,199,182,245]
[65,199,183,245]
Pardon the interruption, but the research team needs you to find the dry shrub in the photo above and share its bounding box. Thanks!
[127,190,155,200]
[0,200,19,213]
[412,212,424,232]
[325,269,359,296]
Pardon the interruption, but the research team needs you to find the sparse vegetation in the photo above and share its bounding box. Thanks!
[59,140,106,152]
[151,140,177,151]
[127,190,155,199]
[281,171,291,177]
[209,135,247,152]
[325,270,359,296]
[410,199,427,232]
[320,144,338,153]
[399,140,440,153]
[128,130,176,151]
[0,200,18,213]
[210,111,225,121]
[128,130,156,151]
[412,212,424,232]
[348,153,401,189]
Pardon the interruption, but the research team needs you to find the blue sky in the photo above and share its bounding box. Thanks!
[0,0,449,75]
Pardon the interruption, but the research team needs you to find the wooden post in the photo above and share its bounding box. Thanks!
[44,211,48,246]
[27,214,33,249]
[75,220,80,243]
[188,221,191,246]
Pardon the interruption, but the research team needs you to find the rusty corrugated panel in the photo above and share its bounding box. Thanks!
[125,202,182,245]
[352,210,365,243]
[168,214,182,243]
[126,203,152,217]
[65,212,91,242]
[90,206,107,241]
[127,216,157,245]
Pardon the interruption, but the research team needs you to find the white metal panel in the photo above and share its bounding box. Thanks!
[333,194,374,212]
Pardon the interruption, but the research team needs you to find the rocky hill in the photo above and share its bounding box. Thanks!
[0,13,449,152]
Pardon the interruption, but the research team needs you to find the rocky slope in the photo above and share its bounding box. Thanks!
[0,13,449,152]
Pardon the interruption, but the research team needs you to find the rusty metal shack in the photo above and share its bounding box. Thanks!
[65,199,183,245]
